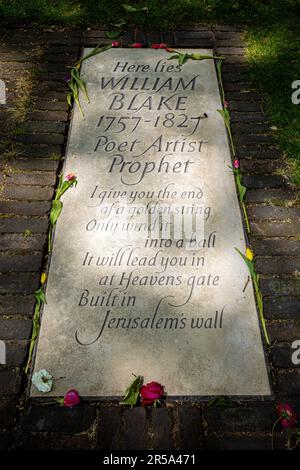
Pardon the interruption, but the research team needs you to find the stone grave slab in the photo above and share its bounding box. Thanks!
[31,49,271,397]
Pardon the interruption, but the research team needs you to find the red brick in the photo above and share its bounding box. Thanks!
[0,217,48,234]
[0,253,43,272]
[0,200,51,216]
[0,295,34,316]
[0,233,46,252]
[122,407,147,450]
[0,273,39,294]
[251,221,300,237]
[1,185,54,201]
[0,369,21,395]
[0,319,32,340]
[151,408,174,450]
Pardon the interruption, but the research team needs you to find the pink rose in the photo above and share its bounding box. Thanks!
[277,403,297,428]
[233,159,240,169]
[65,172,76,182]
[111,41,120,48]
[132,43,142,48]
[151,43,167,49]
[63,389,80,407]
[140,381,164,406]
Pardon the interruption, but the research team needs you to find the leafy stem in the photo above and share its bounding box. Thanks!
[25,287,46,374]
[235,248,270,345]
[67,45,112,119]
[48,173,77,253]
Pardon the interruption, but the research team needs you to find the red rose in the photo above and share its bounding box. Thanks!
[277,403,297,428]
[140,381,164,406]
[233,159,240,169]
[132,43,143,48]
[63,389,80,407]
[151,43,167,49]
[111,41,120,48]
[65,172,76,182]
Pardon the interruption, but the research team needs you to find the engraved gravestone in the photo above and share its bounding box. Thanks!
[31,49,270,397]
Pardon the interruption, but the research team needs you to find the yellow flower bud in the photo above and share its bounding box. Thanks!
[40,272,47,285]
[246,248,254,261]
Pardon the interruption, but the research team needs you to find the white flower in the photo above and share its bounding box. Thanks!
[32,369,53,393]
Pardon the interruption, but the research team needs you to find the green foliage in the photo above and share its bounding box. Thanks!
[245,17,300,185]
[67,45,111,118]
[235,248,270,345]
[1,0,299,29]
[49,200,63,227]
[23,229,32,238]
[25,286,46,373]
[208,396,235,407]
[122,3,148,13]
[120,375,143,407]
[48,173,77,252]
[168,51,219,66]
[233,168,246,204]
[105,31,121,39]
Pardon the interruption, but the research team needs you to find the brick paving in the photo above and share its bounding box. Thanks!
[0,25,299,450]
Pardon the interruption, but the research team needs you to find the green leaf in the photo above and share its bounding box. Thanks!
[67,92,73,107]
[50,199,63,227]
[234,171,247,203]
[208,396,234,407]
[189,53,218,60]
[167,54,180,61]
[120,375,143,407]
[106,31,121,39]
[35,287,46,306]
[122,4,148,13]
[67,79,78,95]
[113,20,127,28]
[74,95,84,118]
[180,53,188,65]
[217,108,230,128]
[235,248,255,277]
[77,45,112,65]
[76,76,90,103]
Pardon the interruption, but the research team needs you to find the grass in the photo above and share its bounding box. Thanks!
[0,0,299,182]
[13,68,38,123]
[246,17,300,185]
